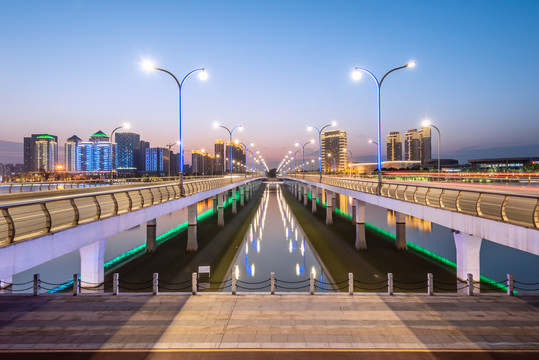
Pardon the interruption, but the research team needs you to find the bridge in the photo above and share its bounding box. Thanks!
[283,175,539,283]
[0,176,264,288]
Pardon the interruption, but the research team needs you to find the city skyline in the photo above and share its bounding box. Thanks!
[1,1,538,168]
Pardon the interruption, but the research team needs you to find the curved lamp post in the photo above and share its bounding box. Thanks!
[214,123,243,181]
[422,120,441,175]
[142,60,207,195]
[110,123,130,182]
[308,121,336,181]
[296,139,314,178]
[352,61,416,194]
[239,142,254,177]
[344,148,353,177]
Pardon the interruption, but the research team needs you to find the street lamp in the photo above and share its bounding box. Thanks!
[344,148,353,176]
[368,139,378,145]
[142,60,207,195]
[166,141,181,178]
[308,121,336,181]
[215,123,243,181]
[295,139,314,178]
[239,142,254,177]
[422,120,441,175]
[110,123,130,182]
[352,61,416,194]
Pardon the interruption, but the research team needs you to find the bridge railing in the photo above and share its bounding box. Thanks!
[0,177,261,246]
[288,175,539,230]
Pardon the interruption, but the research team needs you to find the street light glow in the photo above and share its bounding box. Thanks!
[141,60,156,72]
[351,67,362,81]
[407,61,417,68]
[123,123,131,129]
[331,120,337,126]
[422,119,431,127]
[198,68,208,80]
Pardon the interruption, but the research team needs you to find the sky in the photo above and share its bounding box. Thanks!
[1,0,538,168]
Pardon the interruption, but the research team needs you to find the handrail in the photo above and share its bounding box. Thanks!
[285,175,539,230]
[0,177,264,246]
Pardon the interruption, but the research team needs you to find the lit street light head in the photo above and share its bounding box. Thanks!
[406,61,417,68]
[422,120,431,127]
[307,125,312,131]
[123,123,131,129]
[198,69,208,80]
[239,126,244,132]
[141,60,156,72]
[331,120,337,126]
[351,68,362,81]
[213,122,220,128]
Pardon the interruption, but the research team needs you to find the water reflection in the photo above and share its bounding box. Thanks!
[233,183,325,291]
[387,210,432,233]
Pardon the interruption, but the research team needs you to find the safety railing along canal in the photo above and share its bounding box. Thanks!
[0,177,262,246]
[285,175,539,230]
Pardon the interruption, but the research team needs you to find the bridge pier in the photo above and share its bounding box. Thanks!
[240,186,245,207]
[303,185,308,206]
[355,199,367,250]
[247,183,251,201]
[311,185,317,213]
[79,238,106,291]
[217,193,225,227]
[187,203,198,251]
[395,212,407,250]
[146,219,157,253]
[326,190,333,226]
[212,195,218,214]
[453,231,482,287]
[232,187,237,214]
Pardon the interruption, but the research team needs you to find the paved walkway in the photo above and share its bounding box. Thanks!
[0,294,538,352]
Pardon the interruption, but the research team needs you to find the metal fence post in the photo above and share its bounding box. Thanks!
[270,272,275,295]
[310,272,314,295]
[348,273,353,295]
[388,273,393,296]
[507,273,514,296]
[33,274,40,296]
[153,273,158,295]
[427,273,433,296]
[73,273,79,296]
[467,273,474,296]
[192,273,197,295]
[113,273,119,295]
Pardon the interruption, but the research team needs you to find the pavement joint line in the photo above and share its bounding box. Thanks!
[0,349,538,353]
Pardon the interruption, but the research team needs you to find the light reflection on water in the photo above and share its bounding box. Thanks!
[232,183,325,291]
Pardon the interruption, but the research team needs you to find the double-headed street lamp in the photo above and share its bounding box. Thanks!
[214,123,243,181]
[352,61,416,194]
[142,60,207,195]
[110,123,130,182]
[239,142,254,177]
[422,120,441,175]
[288,149,301,175]
[295,139,314,178]
[308,121,336,181]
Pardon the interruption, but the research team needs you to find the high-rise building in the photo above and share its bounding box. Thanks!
[192,150,215,175]
[24,134,58,172]
[77,130,114,171]
[145,147,169,175]
[115,132,140,171]
[225,141,245,173]
[386,131,402,161]
[214,139,225,174]
[136,140,150,172]
[65,135,81,172]
[321,129,347,172]
[404,127,431,164]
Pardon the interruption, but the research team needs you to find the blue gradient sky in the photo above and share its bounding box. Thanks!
[1,0,538,167]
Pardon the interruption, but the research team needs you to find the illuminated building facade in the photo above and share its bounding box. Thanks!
[404,127,431,164]
[64,135,81,172]
[321,129,347,172]
[115,132,140,171]
[24,133,58,172]
[214,139,225,174]
[386,131,402,161]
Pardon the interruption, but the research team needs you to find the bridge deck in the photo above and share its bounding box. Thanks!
[0,294,537,351]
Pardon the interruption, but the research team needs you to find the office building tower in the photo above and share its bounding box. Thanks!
[214,139,225,174]
[386,131,403,161]
[225,141,245,173]
[404,127,431,164]
[65,135,82,172]
[136,140,150,172]
[77,130,114,172]
[24,134,58,172]
[192,150,215,175]
[145,147,169,175]
[115,132,140,171]
[321,129,347,172]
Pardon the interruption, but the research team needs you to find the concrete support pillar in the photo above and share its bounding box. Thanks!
[1,276,12,293]
[352,201,356,223]
[187,203,198,251]
[395,212,407,250]
[212,195,218,214]
[146,219,157,253]
[217,192,225,227]
[311,185,317,214]
[246,183,251,201]
[453,231,482,283]
[326,190,333,226]
[298,184,302,201]
[232,187,237,214]
[354,199,367,250]
[303,185,308,206]
[240,186,245,207]
[79,238,107,290]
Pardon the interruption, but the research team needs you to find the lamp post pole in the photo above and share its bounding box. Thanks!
[423,122,441,176]
[110,124,127,183]
[239,142,254,177]
[143,62,206,196]
[352,61,416,195]
[344,148,353,177]
[216,124,242,182]
[296,140,313,179]
[308,122,335,182]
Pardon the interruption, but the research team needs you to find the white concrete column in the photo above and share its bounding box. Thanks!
[303,185,308,206]
[298,183,302,201]
[217,193,225,227]
[311,185,317,213]
[1,276,13,293]
[246,183,251,201]
[232,187,237,214]
[240,186,245,207]
[79,238,107,290]
[453,231,482,283]
[146,218,157,253]
[187,203,198,251]
[354,199,367,250]
[212,195,218,214]
[326,190,333,226]
[395,211,407,250]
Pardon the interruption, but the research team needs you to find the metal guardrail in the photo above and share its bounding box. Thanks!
[0,177,261,246]
[287,175,539,230]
